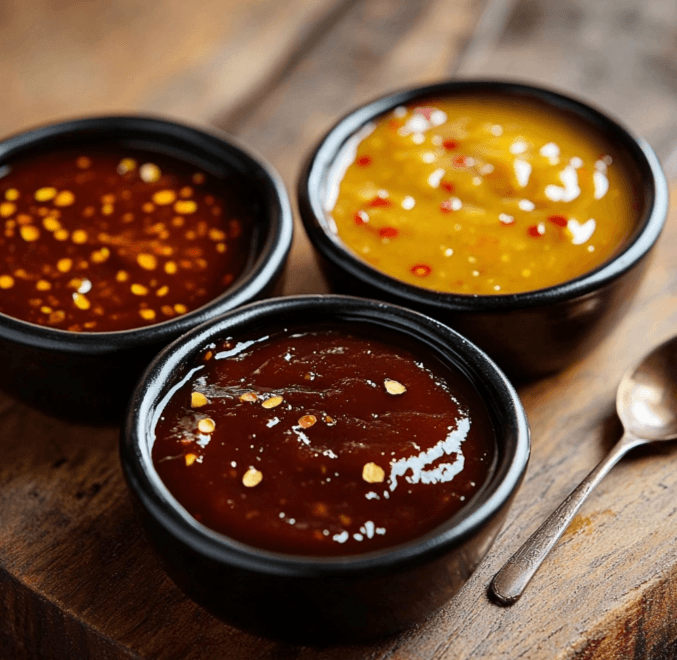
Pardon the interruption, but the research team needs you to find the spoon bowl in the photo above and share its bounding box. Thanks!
[491,334,677,605]
[617,336,677,441]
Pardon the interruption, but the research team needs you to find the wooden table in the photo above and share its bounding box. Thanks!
[3,1,677,657]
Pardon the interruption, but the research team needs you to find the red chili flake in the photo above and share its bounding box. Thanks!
[441,181,454,192]
[414,106,435,120]
[388,118,403,130]
[369,197,391,208]
[357,155,372,167]
[443,139,458,151]
[548,215,568,227]
[528,224,545,237]
[379,227,398,238]
[440,199,455,213]
[452,155,467,168]
[354,211,368,226]
[411,264,431,277]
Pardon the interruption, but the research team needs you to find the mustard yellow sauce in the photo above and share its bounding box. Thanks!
[328,95,639,294]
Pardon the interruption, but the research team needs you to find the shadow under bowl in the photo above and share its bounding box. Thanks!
[120,294,530,643]
[0,115,293,422]
[297,80,669,379]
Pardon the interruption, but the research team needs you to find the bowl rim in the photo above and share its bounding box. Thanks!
[121,294,530,578]
[0,114,294,353]
[297,79,669,312]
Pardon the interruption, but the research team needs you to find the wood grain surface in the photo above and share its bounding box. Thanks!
[2,0,677,658]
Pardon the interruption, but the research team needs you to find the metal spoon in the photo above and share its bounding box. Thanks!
[491,335,677,605]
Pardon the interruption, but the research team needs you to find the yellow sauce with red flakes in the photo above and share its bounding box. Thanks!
[328,95,639,294]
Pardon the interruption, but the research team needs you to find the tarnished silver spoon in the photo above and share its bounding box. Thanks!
[491,335,677,605]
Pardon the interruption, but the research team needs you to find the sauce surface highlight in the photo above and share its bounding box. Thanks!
[0,148,254,331]
[152,327,495,555]
[328,94,639,294]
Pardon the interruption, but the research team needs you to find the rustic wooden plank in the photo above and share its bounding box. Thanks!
[217,0,484,296]
[0,0,484,658]
[5,0,677,657]
[381,195,677,660]
[369,1,677,658]
[457,0,677,152]
[0,0,346,138]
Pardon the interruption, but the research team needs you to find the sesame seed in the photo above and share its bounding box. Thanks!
[43,216,61,231]
[71,229,88,244]
[137,253,157,270]
[242,467,263,487]
[117,158,136,174]
[384,379,406,395]
[152,190,177,206]
[54,190,75,207]
[34,187,57,202]
[139,163,161,183]
[191,392,209,408]
[19,225,40,242]
[362,462,385,483]
[72,293,91,310]
[57,258,73,273]
[174,200,197,214]
[131,283,149,296]
[0,202,16,217]
[198,418,216,434]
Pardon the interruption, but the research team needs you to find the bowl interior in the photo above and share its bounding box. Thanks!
[300,81,667,311]
[125,295,530,574]
[0,116,293,350]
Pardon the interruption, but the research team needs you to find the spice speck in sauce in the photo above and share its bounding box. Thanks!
[0,149,255,331]
[152,328,496,556]
[191,392,209,408]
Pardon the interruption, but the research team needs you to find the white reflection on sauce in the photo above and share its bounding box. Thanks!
[593,170,609,200]
[545,164,581,202]
[567,218,596,245]
[215,335,270,360]
[514,159,532,188]
[388,416,471,490]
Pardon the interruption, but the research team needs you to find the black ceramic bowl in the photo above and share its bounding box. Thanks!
[298,80,669,378]
[121,294,529,643]
[0,116,293,422]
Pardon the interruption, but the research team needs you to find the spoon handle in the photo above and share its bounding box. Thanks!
[490,433,644,605]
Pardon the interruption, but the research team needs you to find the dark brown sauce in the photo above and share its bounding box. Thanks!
[152,327,496,556]
[0,148,254,331]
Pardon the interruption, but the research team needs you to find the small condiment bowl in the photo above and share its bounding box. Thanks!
[297,80,668,378]
[0,116,293,422]
[121,294,529,643]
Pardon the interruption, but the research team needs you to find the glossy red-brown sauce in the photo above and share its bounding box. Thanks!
[0,148,254,331]
[152,327,496,556]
